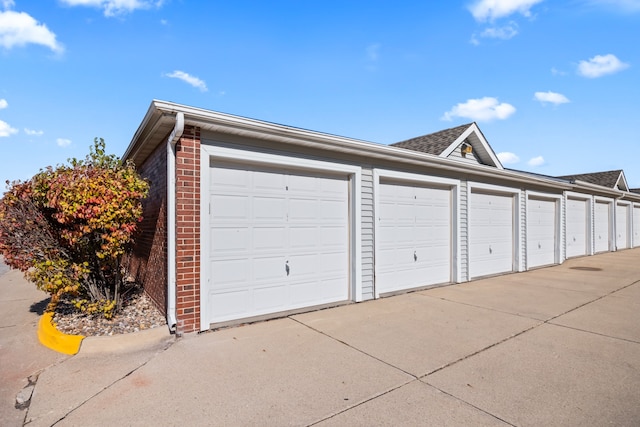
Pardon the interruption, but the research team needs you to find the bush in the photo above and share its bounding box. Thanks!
[0,139,149,318]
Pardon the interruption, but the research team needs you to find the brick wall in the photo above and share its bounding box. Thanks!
[126,141,168,315]
[174,125,201,333]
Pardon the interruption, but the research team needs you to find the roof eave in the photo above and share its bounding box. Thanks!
[126,100,574,191]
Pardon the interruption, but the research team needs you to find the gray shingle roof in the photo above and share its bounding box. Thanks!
[556,170,623,189]
[630,188,640,194]
[390,123,473,155]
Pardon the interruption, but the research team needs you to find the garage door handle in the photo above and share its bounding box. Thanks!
[285,261,290,276]
[414,251,417,262]
[489,245,492,254]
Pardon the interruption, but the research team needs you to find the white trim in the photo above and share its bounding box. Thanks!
[199,144,362,331]
[135,101,575,193]
[468,181,522,277]
[439,126,474,159]
[439,123,503,169]
[373,169,461,298]
[615,171,629,192]
[525,190,563,268]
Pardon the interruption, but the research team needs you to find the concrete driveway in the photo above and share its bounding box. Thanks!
[4,249,640,426]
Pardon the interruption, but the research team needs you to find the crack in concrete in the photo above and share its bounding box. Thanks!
[28,340,176,426]
[289,316,419,380]
[418,380,517,427]
[296,278,640,426]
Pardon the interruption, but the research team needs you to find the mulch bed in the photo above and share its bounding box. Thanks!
[52,291,166,337]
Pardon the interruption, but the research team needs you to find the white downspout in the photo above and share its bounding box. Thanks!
[166,112,184,332]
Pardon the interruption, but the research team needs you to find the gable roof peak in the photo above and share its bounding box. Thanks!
[557,169,626,190]
[390,122,474,156]
[390,122,502,169]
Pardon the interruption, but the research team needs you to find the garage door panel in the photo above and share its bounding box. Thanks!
[253,196,286,221]
[288,198,318,220]
[251,256,285,282]
[469,192,514,278]
[210,227,250,254]
[594,202,611,253]
[377,181,453,294]
[211,166,250,189]
[320,199,347,220]
[253,170,286,192]
[634,207,640,247]
[253,289,287,313]
[211,195,249,221]
[211,290,251,319]
[379,225,416,246]
[616,204,629,249]
[211,258,251,286]
[566,198,588,257]
[527,198,557,268]
[320,226,347,247]
[208,164,350,324]
[288,174,317,192]
[289,226,318,249]
[252,227,287,250]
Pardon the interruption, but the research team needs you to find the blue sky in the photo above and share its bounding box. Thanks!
[1,0,639,190]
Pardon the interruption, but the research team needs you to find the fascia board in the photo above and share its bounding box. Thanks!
[572,180,624,198]
[151,100,570,191]
[122,100,174,163]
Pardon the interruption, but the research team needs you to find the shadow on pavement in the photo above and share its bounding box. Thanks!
[29,298,50,316]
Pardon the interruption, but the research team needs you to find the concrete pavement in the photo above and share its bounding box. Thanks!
[0,268,67,427]
[3,249,640,426]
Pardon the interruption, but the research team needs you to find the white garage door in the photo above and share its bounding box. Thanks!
[376,181,452,294]
[634,205,640,248]
[469,191,515,278]
[527,197,557,268]
[594,201,611,253]
[207,163,350,323]
[616,203,629,250]
[566,197,589,258]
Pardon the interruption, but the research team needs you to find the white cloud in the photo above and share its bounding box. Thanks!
[24,128,43,136]
[442,97,516,122]
[534,91,570,105]
[60,0,164,17]
[497,152,520,164]
[587,0,640,12]
[480,22,519,39]
[469,0,544,22]
[165,70,208,92]
[0,119,18,137]
[528,156,545,166]
[577,54,629,78]
[0,98,7,109]
[56,138,72,147]
[0,10,63,53]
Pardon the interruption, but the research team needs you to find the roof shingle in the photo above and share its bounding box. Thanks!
[390,123,473,155]
[556,170,623,189]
